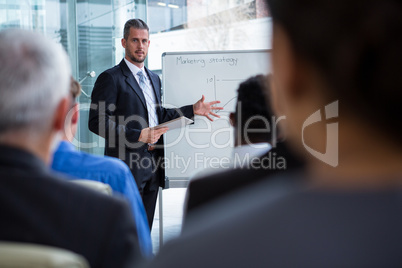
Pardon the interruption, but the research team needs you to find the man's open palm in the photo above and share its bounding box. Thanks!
[193,95,223,121]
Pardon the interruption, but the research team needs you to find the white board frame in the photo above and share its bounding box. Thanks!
[161,50,271,185]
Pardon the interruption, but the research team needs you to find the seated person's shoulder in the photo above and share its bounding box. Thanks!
[76,151,131,175]
[48,171,130,213]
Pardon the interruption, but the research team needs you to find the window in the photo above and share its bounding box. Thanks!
[148,0,271,70]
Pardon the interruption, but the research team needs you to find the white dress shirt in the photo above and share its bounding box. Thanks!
[124,58,159,127]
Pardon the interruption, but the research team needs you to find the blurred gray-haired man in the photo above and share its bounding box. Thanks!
[0,29,142,268]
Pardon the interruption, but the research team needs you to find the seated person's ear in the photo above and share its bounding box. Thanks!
[53,96,70,132]
[272,24,307,103]
[71,103,79,125]
[229,112,236,127]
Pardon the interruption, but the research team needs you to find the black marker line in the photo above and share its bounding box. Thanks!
[214,75,217,101]
[221,79,243,82]
[216,96,237,114]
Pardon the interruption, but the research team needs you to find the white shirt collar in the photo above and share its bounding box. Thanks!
[124,58,145,77]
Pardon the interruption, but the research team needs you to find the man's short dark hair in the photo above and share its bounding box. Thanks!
[234,74,274,143]
[265,0,402,142]
[124,19,149,40]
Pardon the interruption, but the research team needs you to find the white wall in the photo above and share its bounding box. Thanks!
[148,17,272,70]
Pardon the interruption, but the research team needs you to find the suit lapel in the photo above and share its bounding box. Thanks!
[119,60,147,109]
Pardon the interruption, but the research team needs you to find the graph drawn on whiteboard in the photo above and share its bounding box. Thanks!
[206,75,246,113]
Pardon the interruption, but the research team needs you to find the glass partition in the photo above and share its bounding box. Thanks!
[0,0,69,59]
[148,0,271,71]
[75,0,147,155]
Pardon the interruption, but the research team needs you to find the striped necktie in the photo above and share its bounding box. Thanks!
[137,70,158,128]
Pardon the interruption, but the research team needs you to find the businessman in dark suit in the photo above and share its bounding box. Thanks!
[89,19,222,228]
[0,29,141,268]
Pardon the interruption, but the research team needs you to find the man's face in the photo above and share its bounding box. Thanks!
[122,27,150,68]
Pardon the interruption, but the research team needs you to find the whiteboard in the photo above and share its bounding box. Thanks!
[162,50,271,180]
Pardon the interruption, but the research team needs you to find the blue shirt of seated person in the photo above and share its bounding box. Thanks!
[52,141,152,258]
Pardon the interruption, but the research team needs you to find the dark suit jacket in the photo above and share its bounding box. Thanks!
[0,144,142,268]
[184,141,304,219]
[89,60,193,188]
[146,175,402,268]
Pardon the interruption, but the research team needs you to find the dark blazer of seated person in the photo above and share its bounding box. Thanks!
[0,29,141,268]
[184,75,304,219]
[184,141,304,218]
[0,145,141,268]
